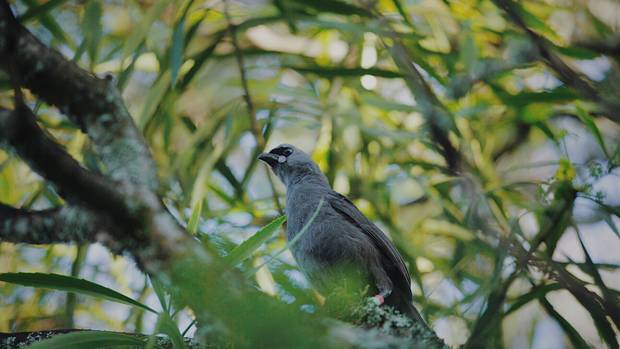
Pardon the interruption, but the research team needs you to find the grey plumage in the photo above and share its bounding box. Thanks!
[259,144,424,323]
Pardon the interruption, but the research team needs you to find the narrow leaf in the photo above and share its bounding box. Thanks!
[0,273,156,313]
[156,313,186,349]
[225,215,287,266]
[539,298,591,349]
[122,0,169,62]
[19,0,68,22]
[139,71,171,131]
[575,104,610,158]
[187,200,202,235]
[82,0,102,66]
[170,15,186,87]
[150,276,169,314]
[246,199,325,276]
[26,331,145,349]
[505,283,562,315]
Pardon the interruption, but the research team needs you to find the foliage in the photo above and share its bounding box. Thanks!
[1,0,620,348]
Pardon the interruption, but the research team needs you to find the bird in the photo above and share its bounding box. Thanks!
[258,144,425,324]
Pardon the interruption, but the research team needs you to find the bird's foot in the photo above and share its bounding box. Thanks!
[372,294,385,305]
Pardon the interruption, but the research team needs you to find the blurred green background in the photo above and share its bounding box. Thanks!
[1,0,620,347]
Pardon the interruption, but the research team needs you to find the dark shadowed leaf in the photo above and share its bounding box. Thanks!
[539,298,591,349]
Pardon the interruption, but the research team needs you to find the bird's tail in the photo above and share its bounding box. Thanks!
[385,288,427,327]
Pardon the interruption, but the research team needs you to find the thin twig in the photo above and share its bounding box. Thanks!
[223,0,283,214]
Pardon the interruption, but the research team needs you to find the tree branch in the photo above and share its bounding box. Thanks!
[0,2,158,190]
[0,203,102,244]
[492,0,620,123]
[0,106,133,224]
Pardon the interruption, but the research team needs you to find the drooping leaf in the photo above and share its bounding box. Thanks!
[122,0,169,62]
[25,331,146,349]
[139,71,171,131]
[169,12,186,87]
[82,0,102,66]
[505,283,562,315]
[286,0,371,17]
[539,298,591,349]
[287,65,402,78]
[225,215,287,266]
[246,199,325,276]
[0,273,156,313]
[18,0,68,22]
[575,104,610,158]
[147,313,186,349]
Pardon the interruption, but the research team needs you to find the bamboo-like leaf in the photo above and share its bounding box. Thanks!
[0,273,156,313]
[122,0,169,62]
[170,13,186,87]
[82,0,102,66]
[187,200,202,235]
[21,0,73,47]
[246,199,325,276]
[139,71,171,131]
[505,283,562,315]
[287,0,371,17]
[150,276,169,314]
[225,215,287,266]
[604,216,620,240]
[287,65,402,78]
[25,331,146,349]
[539,298,591,349]
[18,0,68,22]
[575,104,610,158]
[178,31,225,90]
[147,313,186,349]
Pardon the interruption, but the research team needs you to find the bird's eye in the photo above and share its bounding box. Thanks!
[282,148,293,156]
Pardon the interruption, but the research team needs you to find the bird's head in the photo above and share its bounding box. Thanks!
[258,144,328,187]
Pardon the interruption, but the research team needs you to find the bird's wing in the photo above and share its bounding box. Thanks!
[325,191,412,297]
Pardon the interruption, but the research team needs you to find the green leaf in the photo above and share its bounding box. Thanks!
[25,331,146,349]
[361,92,418,112]
[18,0,68,22]
[178,31,225,90]
[0,273,156,314]
[187,200,202,235]
[505,283,562,315]
[122,0,169,62]
[82,0,103,66]
[539,298,591,349]
[554,45,599,59]
[522,103,555,123]
[287,0,371,17]
[153,313,186,349]
[150,276,169,314]
[21,0,74,47]
[391,0,412,26]
[287,66,402,78]
[246,199,325,276]
[170,14,186,87]
[604,216,620,240]
[225,215,287,266]
[139,71,171,131]
[575,104,610,158]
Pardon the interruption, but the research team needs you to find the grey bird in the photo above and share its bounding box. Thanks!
[259,144,424,323]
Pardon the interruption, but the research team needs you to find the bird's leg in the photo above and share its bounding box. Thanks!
[372,288,392,305]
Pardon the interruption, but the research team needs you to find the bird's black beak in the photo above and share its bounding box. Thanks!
[258,152,280,167]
